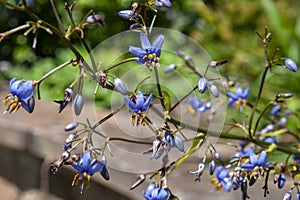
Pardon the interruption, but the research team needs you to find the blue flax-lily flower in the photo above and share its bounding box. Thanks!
[211,166,232,192]
[129,32,164,70]
[3,78,35,113]
[226,86,250,111]
[71,150,109,193]
[124,91,152,126]
[240,151,270,179]
[143,183,169,200]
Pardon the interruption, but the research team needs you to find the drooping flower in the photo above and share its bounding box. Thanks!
[71,150,109,193]
[124,91,152,126]
[129,33,164,70]
[54,87,73,113]
[226,86,250,111]
[143,183,169,200]
[240,151,271,180]
[188,96,211,113]
[189,162,205,182]
[211,166,232,192]
[3,78,35,113]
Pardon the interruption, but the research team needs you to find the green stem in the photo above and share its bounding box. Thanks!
[248,67,269,136]
[154,66,166,111]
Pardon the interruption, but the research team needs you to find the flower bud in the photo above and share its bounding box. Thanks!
[64,121,78,131]
[283,192,292,200]
[297,193,300,200]
[165,131,174,147]
[130,174,146,190]
[214,152,221,160]
[27,96,35,113]
[276,93,293,99]
[210,84,219,98]
[155,0,172,8]
[74,93,84,116]
[164,64,176,73]
[174,136,184,152]
[277,174,286,189]
[129,23,139,30]
[209,60,228,68]
[114,78,127,95]
[118,10,138,20]
[209,160,216,175]
[86,14,105,26]
[198,77,207,93]
[61,151,70,160]
[271,104,281,116]
[285,58,298,72]
[97,72,107,87]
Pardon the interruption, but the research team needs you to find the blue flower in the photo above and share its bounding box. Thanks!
[188,96,211,113]
[240,151,270,179]
[3,78,35,113]
[285,58,298,72]
[71,150,109,193]
[124,91,152,125]
[211,166,232,192]
[226,86,250,110]
[143,183,169,200]
[129,33,164,70]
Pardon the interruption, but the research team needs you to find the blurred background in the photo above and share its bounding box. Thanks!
[0,0,299,199]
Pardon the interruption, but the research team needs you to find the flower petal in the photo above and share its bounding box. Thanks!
[140,33,152,50]
[152,35,164,50]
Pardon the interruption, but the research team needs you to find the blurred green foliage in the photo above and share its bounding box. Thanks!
[0,0,299,112]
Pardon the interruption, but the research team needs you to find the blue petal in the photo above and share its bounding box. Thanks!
[249,152,258,165]
[241,87,250,99]
[142,94,152,113]
[140,33,152,50]
[71,163,84,173]
[157,188,169,199]
[152,35,164,50]
[235,87,243,96]
[10,79,34,101]
[81,150,91,170]
[136,91,145,110]
[88,160,104,175]
[129,46,147,58]
[226,92,237,100]
[257,151,267,166]
[101,166,110,180]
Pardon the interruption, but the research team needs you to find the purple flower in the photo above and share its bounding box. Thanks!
[226,86,250,110]
[211,166,232,192]
[124,91,152,126]
[240,151,270,178]
[143,183,169,200]
[285,58,298,72]
[129,33,164,69]
[188,96,211,113]
[3,78,35,113]
[71,150,109,193]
